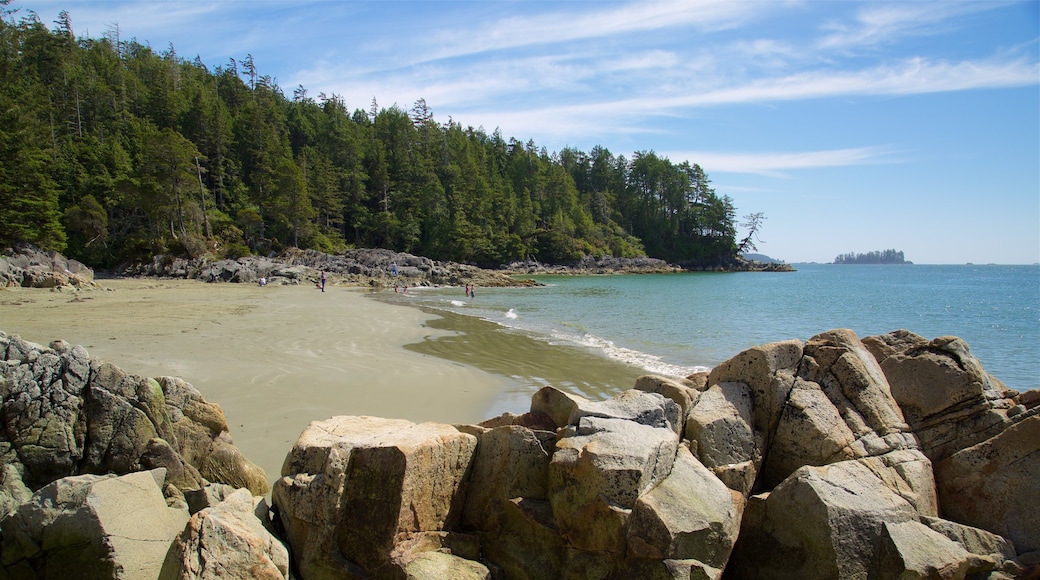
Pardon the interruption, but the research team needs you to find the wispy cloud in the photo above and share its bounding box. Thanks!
[663,147,898,176]
[816,1,1008,52]
[388,54,1037,148]
[422,0,766,62]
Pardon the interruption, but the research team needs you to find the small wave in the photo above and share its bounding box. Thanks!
[550,330,707,378]
[449,300,466,307]
[505,308,518,320]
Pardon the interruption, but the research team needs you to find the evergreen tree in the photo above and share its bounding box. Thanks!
[0,11,755,268]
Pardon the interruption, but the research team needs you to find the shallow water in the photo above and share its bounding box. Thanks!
[380,264,1040,399]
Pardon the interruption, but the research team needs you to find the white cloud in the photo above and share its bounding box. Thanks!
[816,1,1013,51]
[661,147,896,176]
[422,0,766,62]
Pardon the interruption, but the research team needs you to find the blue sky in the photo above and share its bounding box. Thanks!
[14,1,1040,264]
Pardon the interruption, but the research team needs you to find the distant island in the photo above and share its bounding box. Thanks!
[833,249,912,265]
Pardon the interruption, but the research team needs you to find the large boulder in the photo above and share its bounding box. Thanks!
[272,416,478,578]
[933,413,1040,554]
[1,336,91,487]
[0,335,268,497]
[548,415,679,553]
[531,386,683,435]
[875,520,993,579]
[727,460,920,579]
[865,331,1020,462]
[856,448,938,517]
[684,381,759,496]
[706,339,802,446]
[0,243,96,289]
[626,445,743,567]
[160,487,289,580]
[633,374,702,423]
[461,424,555,530]
[0,469,190,578]
[757,329,916,489]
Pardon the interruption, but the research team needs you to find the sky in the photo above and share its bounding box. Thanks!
[12,1,1040,264]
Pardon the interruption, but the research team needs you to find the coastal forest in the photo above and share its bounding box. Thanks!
[0,8,745,269]
[833,250,911,265]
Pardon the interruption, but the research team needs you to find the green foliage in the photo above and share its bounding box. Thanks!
[0,13,750,267]
[834,249,909,264]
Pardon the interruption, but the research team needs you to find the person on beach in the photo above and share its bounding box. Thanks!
[465,284,470,296]
[320,270,326,292]
[391,262,398,276]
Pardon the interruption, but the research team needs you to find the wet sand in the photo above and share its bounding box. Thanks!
[0,279,513,485]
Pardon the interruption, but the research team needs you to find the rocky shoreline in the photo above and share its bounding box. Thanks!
[1,324,1037,578]
[1,243,791,292]
[3,246,1034,579]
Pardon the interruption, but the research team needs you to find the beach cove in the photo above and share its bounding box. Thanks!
[0,279,551,485]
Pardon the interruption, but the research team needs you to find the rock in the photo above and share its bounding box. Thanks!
[183,482,240,515]
[477,497,566,578]
[933,414,1040,554]
[800,329,910,438]
[198,440,270,497]
[684,381,759,495]
[461,424,555,530]
[1,336,90,487]
[0,469,189,579]
[761,377,859,487]
[401,551,491,580]
[530,386,587,428]
[876,520,994,579]
[0,336,268,496]
[272,416,478,577]
[549,416,679,553]
[0,243,97,289]
[633,374,701,422]
[727,460,919,579]
[614,558,722,580]
[921,516,1016,564]
[866,331,1018,462]
[758,329,916,489]
[706,339,802,443]
[531,386,682,435]
[141,437,206,492]
[856,448,938,517]
[0,463,32,520]
[160,488,289,580]
[626,445,743,567]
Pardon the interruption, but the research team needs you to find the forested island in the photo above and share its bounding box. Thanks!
[0,8,767,272]
[833,249,911,264]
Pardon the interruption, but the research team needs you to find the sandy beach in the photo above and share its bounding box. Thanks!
[0,279,515,485]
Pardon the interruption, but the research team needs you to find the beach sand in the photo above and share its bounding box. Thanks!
[0,279,515,485]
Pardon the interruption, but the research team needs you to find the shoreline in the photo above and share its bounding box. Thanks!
[0,279,518,485]
[0,277,656,486]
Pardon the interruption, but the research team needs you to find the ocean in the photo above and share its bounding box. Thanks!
[376,263,1039,416]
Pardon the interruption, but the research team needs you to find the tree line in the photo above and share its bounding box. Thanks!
[833,250,910,265]
[0,7,749,269]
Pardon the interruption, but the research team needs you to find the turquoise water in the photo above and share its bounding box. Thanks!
[385,264,1039,393]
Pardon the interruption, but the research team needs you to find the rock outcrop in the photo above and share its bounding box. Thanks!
[0,242,98,289]
[0,333,268,497]
[0,469,190,578]
[266,328,1033,578]
[120,247,541,289]
[161,487,289,580]
[1,327,1036,579]
[0,332,282,578]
